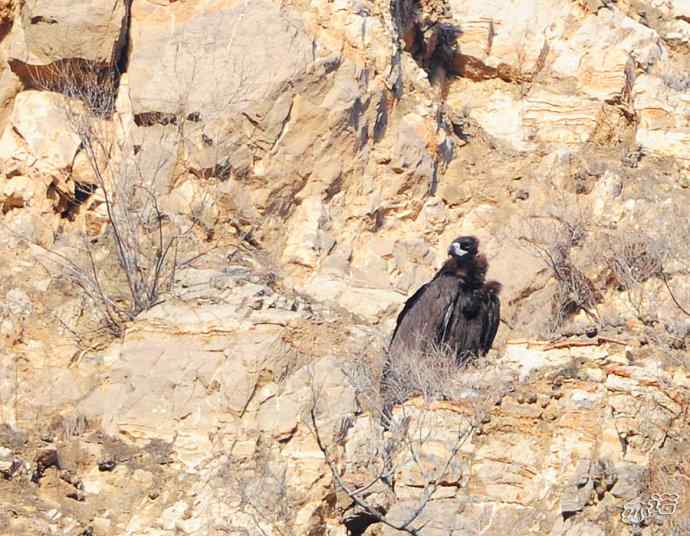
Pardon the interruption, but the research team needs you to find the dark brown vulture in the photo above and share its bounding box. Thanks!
[381,236,501,420]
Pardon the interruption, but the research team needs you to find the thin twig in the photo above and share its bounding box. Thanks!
[662,272,690,317]
[308,369,475,536]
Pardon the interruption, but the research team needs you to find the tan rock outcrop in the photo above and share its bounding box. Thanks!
[445,1,665,152]
[7,0,128,65]
[634,73,690,168]
[0,90,80,172]
[128,0,312,114]
[0,0,689,534]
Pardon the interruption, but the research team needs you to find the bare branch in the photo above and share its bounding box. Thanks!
[29,58,222,338]
[306,349,482,535]
[662,273,690,318]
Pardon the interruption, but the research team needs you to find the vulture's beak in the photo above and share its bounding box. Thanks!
[450,242,467,257]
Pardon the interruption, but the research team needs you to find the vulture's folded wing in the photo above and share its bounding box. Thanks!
[388,275,460,355]
[479,290,501,355]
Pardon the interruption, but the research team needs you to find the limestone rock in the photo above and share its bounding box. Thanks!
[5,287,31,317]
[522,90,602,147]
[303,273,405,321]
[0,90,81,172]
[0,49,21,135]
[634,73,690,168]
[0,0,689,534]
[1,174,33,211]
[8,0,128,65]
[445,1,665,152]
[610,462,647,501]
[127,0,312,118]
[591,170,623,223]
[282,198,334,270]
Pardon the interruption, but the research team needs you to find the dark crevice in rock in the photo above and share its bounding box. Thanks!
[392,0,461,84]
[30,15,58,25]
[387,1,404,97]
[189,161,233,181]
[430,111,455,196]
[73,181,97,206]
[373,92,389,143]
[0,10,13,42]
[47,179,97,221]
[350,97,364,134]
[271,97,294,150]
[344,510,383,535]
[112,0,133,75]
[2,193,25,214]
[456,55,498,81]
[133,112,178,127]
[561,510,578,522]
[324,171,343,202]
[186,111,202,122]
[350,95,371,150]
[241,112,261,129]
[31,449,61,484]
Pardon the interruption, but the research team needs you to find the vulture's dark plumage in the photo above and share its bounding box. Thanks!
[381,236,501,418]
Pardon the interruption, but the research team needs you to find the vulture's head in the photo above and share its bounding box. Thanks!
[448,236,479,260]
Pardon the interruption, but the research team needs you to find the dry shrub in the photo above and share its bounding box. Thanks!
[511,188,690,345]
[58,413,89,441]
[31,61,215,339]
[377,344,470,409]
[306,349,511,535]
[211,447,297,536]
[20,60,119,117]
[518,201,599,334]
[599,231,668,325]
[366,344,501,437]
[343,344,506,426]
[604,233,666,291]
[549,250,599,329]
[598,215,690,333]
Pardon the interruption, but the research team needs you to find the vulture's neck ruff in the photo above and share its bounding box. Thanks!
[439,254,488,290]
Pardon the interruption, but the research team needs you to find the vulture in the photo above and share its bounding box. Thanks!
[381,236,501,419]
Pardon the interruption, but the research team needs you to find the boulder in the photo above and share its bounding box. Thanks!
[0,90,81,172]
[127,0,312,117]
[634,73,690,168]
[8,0,128,65]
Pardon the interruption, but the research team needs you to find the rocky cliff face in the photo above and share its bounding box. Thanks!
[0,0,689,535]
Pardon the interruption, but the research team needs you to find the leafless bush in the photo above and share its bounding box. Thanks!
[31,62,213,338]
[22,60,119,117]
[376,344,471,415]
[596,221,690,335]
[204,446,298,536]
[549,257,599,328]
[604,232,666,289]
[599,231,668,324]
[222,452,296,536]
[306,350,506,535]
[656,209,690,323]
[59,413,89,441]
[519,203,599,334]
